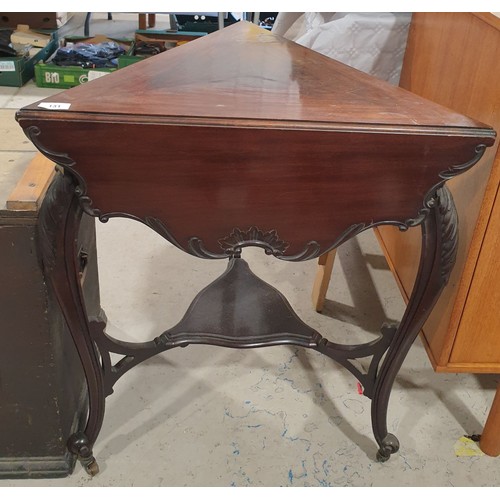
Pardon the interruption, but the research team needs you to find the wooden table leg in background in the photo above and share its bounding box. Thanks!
[138,13,156,30]
[480,382,500,457]
[312,250,336,312]
[138,14,147,30]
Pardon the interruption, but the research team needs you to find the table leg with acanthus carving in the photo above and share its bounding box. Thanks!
[312,187,458,462]
[38,172,105,476]
[370,187,458,460]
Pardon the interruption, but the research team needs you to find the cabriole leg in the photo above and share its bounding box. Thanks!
[38,173,106,475]
[371,187,458,461]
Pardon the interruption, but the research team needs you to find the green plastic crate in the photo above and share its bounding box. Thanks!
[117,54,142,69]
[34,36,134,89]
[35,63,117,89]
[0,33,58,87]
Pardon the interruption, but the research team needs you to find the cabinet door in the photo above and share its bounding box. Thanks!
[450,178,500,367]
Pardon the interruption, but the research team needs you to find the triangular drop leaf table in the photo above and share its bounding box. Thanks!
[16,21,496,476]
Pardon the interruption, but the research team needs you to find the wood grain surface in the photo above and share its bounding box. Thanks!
[16,118,490,257]
[6,153,55,211]
[449,180,500,364]
[18,22,493,133]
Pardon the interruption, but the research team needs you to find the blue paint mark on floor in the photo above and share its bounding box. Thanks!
[281,427,312,452]
[316,478,331,487]
[280,376,313,393]
[288,460,308,484]
[323,460,329,476]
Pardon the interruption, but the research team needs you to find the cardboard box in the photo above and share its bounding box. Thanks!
[0,12,72,30]
[10,24,52,48]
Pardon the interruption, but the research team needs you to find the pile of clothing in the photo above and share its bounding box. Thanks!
[52,41,125,68]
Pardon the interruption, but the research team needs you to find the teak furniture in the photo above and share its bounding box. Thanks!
[16,21,496,476]
[378,12,500,457]
[0,153,96,478]
[314,12,500,457]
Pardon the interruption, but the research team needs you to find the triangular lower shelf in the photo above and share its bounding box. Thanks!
[160,258,321,348]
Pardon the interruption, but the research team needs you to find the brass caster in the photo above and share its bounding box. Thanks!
[85,458,100,477]
[68,432,99,477]
[376,450,391,463]
[376,433,400,463]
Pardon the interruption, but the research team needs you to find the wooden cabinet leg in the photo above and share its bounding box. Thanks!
[480,382,500,457]
[148,13,156,28]
[312,250,336,312]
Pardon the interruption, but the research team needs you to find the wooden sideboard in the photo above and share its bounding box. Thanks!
[375,12,500,455]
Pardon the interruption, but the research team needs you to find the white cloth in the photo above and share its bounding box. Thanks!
[273,12,412,85]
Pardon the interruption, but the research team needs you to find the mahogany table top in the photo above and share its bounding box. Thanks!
[19,22,494,136]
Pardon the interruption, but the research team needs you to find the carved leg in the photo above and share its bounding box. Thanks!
[479,382,500,457]
[312,250,336,312]
[371,187,458,461]
[38,173,106,476]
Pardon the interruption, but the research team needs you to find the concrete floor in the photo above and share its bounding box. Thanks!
[0,13,499,487]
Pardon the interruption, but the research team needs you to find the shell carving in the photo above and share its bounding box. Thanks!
[218,226,290,255]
